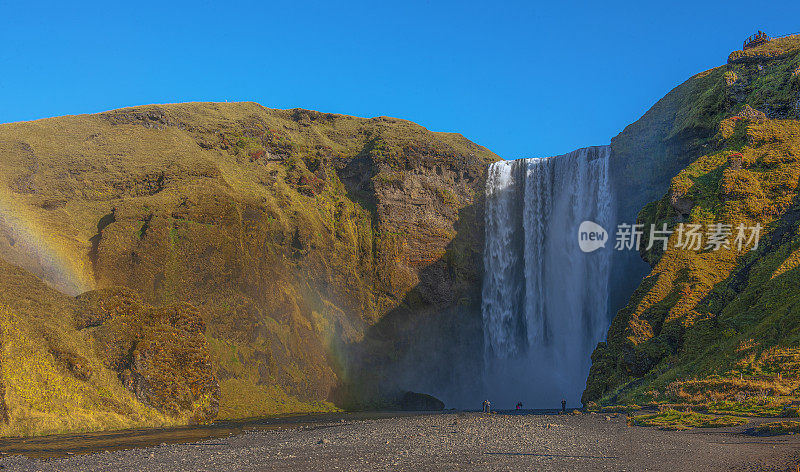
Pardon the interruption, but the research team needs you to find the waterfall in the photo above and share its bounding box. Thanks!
[481,146,613,408]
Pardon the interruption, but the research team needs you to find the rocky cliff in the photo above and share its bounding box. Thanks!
[584,35,800,412]
[0,102,498,433]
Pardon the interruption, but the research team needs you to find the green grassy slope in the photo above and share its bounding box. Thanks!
[585,35,800,412]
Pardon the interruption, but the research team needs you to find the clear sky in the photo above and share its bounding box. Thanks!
[2,1,799,159]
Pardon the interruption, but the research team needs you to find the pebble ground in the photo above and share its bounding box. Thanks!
[2,412,799,471]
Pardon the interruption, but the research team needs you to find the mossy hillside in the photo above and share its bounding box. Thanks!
[587,117,800,406]
[610,34,800,224]
[84,290,220,423]
[0,259,217,437]
[609,66,727,225]
[0,306,179,437]
[585,37,800,410]
[0,103,499,421]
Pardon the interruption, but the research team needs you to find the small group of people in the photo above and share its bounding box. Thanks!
[480,399,567,413]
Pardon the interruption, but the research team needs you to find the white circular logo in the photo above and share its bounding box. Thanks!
[578,221,608,253]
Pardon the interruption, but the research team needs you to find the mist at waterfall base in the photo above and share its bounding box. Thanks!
[481,146,614,409]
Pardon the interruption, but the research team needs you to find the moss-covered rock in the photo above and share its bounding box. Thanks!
[0,259,217,436]
[83,289,219,423]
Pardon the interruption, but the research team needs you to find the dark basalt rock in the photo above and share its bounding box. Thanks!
[399,391,445,411]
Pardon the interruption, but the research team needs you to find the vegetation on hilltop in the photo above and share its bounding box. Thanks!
[729,34,800,64]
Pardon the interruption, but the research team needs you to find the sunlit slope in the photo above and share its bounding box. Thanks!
[585,35,800,410]
[0,258,219,436]
[0,102,499,421]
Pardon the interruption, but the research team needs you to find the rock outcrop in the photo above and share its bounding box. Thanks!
[0,258,218,435]
[398,391,445,411]
[80,288,219,423]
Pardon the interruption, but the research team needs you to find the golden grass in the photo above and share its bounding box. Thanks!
[0,306,178,437]
[587,114,800,407]
[597,404,640,413]
[216,378,339,420]
[630,409,747,430]
[728,34,800,63]
[755,420,800,435]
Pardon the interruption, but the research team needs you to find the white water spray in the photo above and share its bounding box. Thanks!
[481,146,613,408]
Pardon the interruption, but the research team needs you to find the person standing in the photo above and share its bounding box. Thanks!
[561,399,566,414]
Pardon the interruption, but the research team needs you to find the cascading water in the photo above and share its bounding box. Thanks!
[481,146,614,408]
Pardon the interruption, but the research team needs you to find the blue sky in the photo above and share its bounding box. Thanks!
[1,1,799,159]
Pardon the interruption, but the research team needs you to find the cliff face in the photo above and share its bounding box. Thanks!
[0,103,498,429]
[605,40,742,324]
[585,35,800,409]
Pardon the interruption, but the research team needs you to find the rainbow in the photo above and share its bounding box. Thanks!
[0,192,94,296]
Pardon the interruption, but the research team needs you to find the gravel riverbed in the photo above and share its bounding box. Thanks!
[1,412,799,471]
